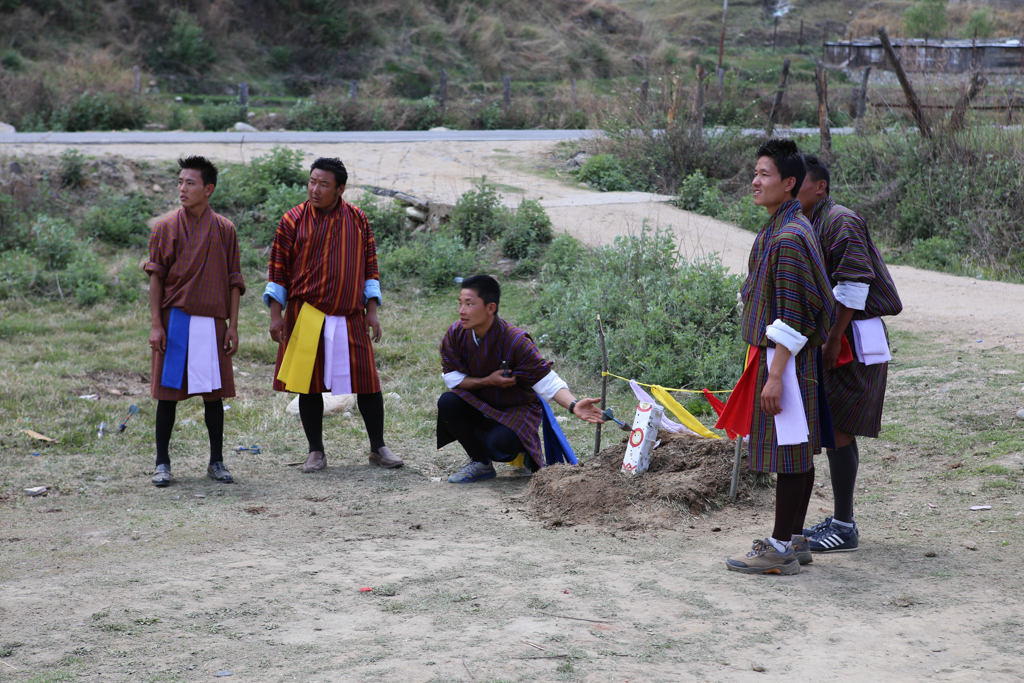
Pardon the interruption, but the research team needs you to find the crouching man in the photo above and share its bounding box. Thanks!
[437,275,604,482]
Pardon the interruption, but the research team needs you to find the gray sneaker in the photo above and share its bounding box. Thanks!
[726,539,800,575]
[791,535,813,565]
[447,460,496,483]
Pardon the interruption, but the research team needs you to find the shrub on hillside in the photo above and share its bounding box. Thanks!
[199,101,245,131]
[59,148,86,189]
[379,233,477,292]
[82,194,154,247]
[65,92,147,131]
[533,223,745,391]
[0,251,43,299]
[577,154,631,192]
[32,216,76,270]
[449,177,510,247]
[65,249,107,306]
[501,198,553,260]
[356,193,407,249]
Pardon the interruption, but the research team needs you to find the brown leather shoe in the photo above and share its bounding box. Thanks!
[302,451,326,473]
[369,446,403,469]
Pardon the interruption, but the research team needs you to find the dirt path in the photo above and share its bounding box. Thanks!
[2,139,1023,682]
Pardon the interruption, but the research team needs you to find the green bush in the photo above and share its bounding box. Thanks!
[900,236,965,274]
[65,92,147,132]
[501,198,553,260]
[0,251,43,298]
[675,170,726,217]
[199,101,245,131]
[255,183,308,245]
[448,177,510,247]
[379,233,476,292]
[0,49,24,71]
[963,10,994,38]
[269,46,293,70]
[357,193,407,249]
[533,222,745,391]
[577,153,631,192]
[540,233,586,283]
[214,146,307,218]
[286,99,348,131]
[65,249,107,306]
[157,11,216,72]
[722,194,764,232]
[60,148,86,189]
[904,0,947,38]
[0,193,28,252]
[32,216,77,270]
[82,194,155,247]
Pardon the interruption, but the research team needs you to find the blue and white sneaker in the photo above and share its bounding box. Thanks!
[802,516,833,537]
[808,521,859,553]
[448,460,496,483]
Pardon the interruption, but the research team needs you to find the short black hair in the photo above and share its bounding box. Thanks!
[461,274,500,311]
[178,155,218,187]
[310,157,348,188]
[755,138,805,198]
[802,153,831,195]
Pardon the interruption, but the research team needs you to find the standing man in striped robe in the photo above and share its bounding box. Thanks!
[725,139,834,575]
[264,157,402,472]
[146,155,245,487]
[438,275,604,483]
[797,154,902,553]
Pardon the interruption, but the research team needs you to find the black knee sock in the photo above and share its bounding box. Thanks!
[205,399,224,465]
[828,442,859,523]
[298,393,325,453]
[155,400,177,467]
[357,391,386,452]
[774,469,816,541]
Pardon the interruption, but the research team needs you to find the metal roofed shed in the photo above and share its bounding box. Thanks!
[824,38,1024,73]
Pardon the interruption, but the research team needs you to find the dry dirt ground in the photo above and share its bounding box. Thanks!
[2,139,1024,683]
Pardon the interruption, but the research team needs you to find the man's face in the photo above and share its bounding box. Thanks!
[458,288,496,332]
[796,172,827,216]
[751,156,794,213]
[308,169,344,210]
[178,169,212,210]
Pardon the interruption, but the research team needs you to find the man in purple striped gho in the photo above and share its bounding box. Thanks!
[437,275,605,483]
[797,154,903,554]
[725,139,834,576]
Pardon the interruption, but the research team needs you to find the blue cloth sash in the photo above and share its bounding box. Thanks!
[161,308,190,390]
[541,399,578,465]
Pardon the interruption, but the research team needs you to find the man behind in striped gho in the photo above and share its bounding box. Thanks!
[264,157,403,473]
[797,154,903,553]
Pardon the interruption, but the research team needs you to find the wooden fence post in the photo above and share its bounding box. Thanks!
[439,69,448,111]
[667,74,682,125]
[877,26,931,138]
[767,58,791,135]
[693,64,707,135]
[350,79,357,102]
[717,0,728,99]
[238,82,249,118]
[571,78,578,107]
[1007,90,1016,126]
[856,66,871,135]
[816,61,832,163]
[949,72,988,133]
[640,78,649,109]
[798,20,804,54]
[503,75,511,112]
[133,66,141,98]
[772,16,779,52]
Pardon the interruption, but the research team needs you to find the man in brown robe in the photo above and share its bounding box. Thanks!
[145,156,245,487]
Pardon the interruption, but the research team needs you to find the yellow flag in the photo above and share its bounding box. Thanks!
[650,385,721,439]
[276,302,326,394]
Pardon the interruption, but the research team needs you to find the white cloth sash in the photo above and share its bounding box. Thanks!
[323,315,353,396]
[766,348,809,446]
[851,317,891,366]
[186,315,222,394]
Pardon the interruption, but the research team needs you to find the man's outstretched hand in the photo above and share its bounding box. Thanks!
[571,397,606,424]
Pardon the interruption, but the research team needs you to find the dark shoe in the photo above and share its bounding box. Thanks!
[302,451,326,473]
[369,446,403,469]
[151,464,172,487]
[207,462,234,484]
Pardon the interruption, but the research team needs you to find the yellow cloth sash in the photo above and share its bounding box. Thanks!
[276,302,326,394]
[650,385,721,439]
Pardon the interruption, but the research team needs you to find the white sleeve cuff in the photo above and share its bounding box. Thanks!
[363,279,382,307]
[833,281,869,310]
[442,371,467,390]
[766,319,809,356]
[532,370,569,402]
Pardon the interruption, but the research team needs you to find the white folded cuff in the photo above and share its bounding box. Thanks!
[833,281,869,310]
[363,279,382,307]
[442,371,467,390]
[532,370,569,402]
[766,319,809,356]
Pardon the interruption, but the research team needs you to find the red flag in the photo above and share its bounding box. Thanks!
[837,334,854,367]
[704,346,760,439]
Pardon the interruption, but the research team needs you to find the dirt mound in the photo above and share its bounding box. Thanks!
[525,431,765,529]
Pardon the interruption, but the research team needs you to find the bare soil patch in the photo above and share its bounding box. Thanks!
[526,432,757,529]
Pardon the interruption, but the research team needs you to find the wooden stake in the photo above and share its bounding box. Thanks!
[772,16,778,52]
[350,79,357,102]
[571,78,578,107]
[856,66,871,135]
[877,27,931,138]
[503,75,511,111]
[594,314,608,457]
[798,20,804,54]
[816,61,832,163]
[767,58,791,135]
[640,78,649,108]
[728,437,741,502]
[949,72,988,133]
[439,69,448,111]
[717,0,728,99]
[693,64,707,134]
[133,65,141,98]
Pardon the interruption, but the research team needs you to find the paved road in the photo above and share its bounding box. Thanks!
[0,126,855,145]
